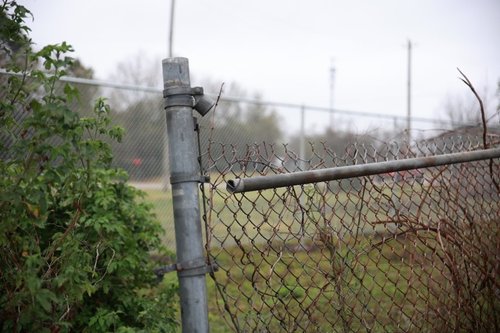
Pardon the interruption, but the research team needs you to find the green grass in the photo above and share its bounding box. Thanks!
[203,236,445,333]
[138,182,435,331]
[139,178,499,332]
[138,189,175,248]
[139,180,431,250]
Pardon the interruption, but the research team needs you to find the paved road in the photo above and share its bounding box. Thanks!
[128,182,165,190]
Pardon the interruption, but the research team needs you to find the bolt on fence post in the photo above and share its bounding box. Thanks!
[162,57,210,333]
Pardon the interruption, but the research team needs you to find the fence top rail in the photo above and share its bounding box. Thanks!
[1,68,475,126]
[226,147,500,193]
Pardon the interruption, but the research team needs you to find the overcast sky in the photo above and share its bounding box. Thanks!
[23,0,500,135]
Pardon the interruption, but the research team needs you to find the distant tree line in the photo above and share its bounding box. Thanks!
[35,58,499,182]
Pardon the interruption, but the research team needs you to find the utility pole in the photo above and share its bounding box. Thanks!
[168,0,175,57]
[329,61,336,130]
[163,0,176,190]
[406,40,412,143]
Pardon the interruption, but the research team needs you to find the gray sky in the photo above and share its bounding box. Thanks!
[23,0,500,135]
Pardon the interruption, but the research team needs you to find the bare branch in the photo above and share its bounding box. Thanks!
[457,68,499,192]
[457,68,487,149]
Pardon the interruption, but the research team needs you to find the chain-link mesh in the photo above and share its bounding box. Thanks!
[202,129,500,332]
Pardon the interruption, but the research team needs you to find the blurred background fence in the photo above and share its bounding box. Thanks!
[1,71,498,251]
[3,71,483,181]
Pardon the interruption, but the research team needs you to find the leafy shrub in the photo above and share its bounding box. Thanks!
[0,2,178,331]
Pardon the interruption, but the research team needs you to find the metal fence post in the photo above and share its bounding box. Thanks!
[162,57,213,333]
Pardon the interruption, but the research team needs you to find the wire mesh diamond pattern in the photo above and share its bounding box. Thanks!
[202,132,499,332]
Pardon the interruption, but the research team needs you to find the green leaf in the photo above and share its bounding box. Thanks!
[63,83,79,103]
[0,2,176,331]
[36,289,56,313]
[83,281,97,296]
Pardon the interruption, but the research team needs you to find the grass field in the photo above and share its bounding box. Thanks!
[206,240,444,332]
[138,176,499,332]
[139,183,420,332]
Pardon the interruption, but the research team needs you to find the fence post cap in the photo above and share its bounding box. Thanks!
[162,57,190,88]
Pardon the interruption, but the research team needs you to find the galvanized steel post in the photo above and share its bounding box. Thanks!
[162,57,213,333]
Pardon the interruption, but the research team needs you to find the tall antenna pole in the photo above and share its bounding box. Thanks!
[406,40,412,143]
[168,0,176,57]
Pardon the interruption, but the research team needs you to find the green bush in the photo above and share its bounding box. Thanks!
[0,2,178,332]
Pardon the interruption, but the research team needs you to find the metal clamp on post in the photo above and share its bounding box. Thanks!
[163,86,215,117]
[154,259,219,281]
[170,172,210,185]
[177,258,219,278]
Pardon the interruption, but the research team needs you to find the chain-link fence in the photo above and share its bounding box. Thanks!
[3,71,480,251]
[202,128,500,332]
[3,71,499,331]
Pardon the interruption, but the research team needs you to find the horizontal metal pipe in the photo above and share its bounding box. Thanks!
[0,68,162,93]
[216,95,441,124]
[0,68,461,126]
[227,147,500,193]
